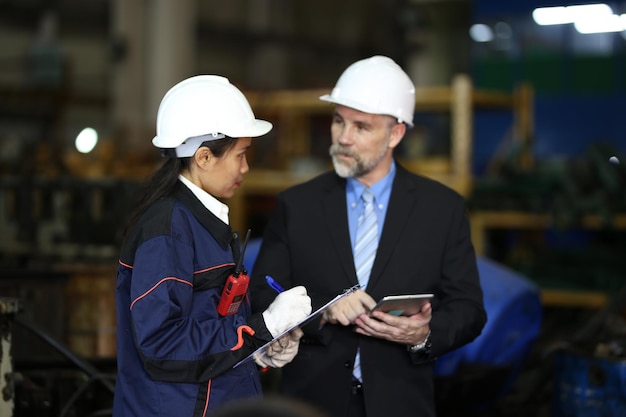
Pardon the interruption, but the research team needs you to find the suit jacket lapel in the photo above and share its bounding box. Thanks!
[322,176,359,288]
[368,165,418,291]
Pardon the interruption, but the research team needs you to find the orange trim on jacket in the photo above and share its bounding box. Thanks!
[201,380,212,417]
[129,277,192,310]
[231,326,255,350]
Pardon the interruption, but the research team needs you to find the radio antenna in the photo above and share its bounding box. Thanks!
[234,229,251,275]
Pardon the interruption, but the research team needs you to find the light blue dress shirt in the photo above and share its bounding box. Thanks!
[346,161,396,252]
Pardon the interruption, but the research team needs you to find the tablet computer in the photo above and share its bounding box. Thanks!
[370,294,433,317]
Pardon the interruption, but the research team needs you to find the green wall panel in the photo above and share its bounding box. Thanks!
[570,56,617,94]
[475,55,623,95]
[473,57,514,90]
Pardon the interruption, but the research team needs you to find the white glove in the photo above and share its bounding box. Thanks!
[262,286,312,337]
[254,328,303,368]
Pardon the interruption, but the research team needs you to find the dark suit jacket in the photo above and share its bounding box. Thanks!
[250,163,486,417]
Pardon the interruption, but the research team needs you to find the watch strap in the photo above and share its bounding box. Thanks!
[407,330,431,353]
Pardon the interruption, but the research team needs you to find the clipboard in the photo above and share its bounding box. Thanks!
[370,293,433,317]
[234,284,359,368]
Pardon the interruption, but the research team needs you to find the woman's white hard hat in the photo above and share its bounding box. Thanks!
[152,75,272,157]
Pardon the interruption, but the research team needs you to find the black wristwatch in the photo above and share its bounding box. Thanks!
[407,330,431,353]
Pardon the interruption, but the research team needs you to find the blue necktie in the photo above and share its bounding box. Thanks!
[354,189,378,289]
[353,188,378,381]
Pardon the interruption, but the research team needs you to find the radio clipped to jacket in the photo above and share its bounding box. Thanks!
[217,229,251,316]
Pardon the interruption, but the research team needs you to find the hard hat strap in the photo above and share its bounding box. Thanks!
[174,133,226,158]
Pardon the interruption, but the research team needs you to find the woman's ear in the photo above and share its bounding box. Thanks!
[194,146,212,167]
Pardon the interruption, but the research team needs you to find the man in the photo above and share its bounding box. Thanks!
[250,56,486,417]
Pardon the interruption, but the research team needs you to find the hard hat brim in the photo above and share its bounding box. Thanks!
[319,94,414,127]
[229,119,273,139]
[152,118,273,150]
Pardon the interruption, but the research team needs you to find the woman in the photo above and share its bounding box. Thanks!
[113,75,311,417]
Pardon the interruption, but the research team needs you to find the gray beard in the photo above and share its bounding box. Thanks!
[329,144,386,178]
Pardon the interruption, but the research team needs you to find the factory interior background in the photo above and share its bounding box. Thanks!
[1,0,625,416]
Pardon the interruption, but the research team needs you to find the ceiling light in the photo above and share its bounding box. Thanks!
[575,13,626,33]
[533,6,571,26]
[533,3,614,26]
[470,24,494,42]
[75,127,98,154]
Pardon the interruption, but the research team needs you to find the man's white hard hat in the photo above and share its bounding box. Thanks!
[320,56,415,127]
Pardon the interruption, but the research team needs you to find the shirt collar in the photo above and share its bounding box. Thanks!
[178,174,230,225]
[347,161,396,204]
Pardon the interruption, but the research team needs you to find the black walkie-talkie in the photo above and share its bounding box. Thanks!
[217,229,251,316]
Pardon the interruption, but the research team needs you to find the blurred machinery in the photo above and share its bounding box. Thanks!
[471,142,626,226]
[1,298,20,417]
[469,142,626,295]
[9,310,116,417]
[466,142,626,416]
[0,159,142,416]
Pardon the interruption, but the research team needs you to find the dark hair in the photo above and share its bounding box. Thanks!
[122,137,237,242]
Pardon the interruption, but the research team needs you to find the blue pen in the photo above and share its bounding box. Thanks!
[265,275,285,293]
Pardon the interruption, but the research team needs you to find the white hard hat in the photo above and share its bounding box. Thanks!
[320,56,415,127]
[152,75,272,157]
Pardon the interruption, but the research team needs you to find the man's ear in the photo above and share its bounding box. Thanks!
[388,123,406,149]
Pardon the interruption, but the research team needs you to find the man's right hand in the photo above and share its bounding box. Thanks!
[321,289,376,326]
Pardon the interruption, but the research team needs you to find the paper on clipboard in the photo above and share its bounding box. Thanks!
[234,284,359,368]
